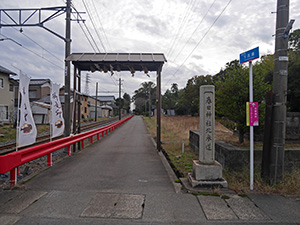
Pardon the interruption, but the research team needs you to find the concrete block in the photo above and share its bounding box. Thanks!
[192,160,222,181]
[188,174,228,188]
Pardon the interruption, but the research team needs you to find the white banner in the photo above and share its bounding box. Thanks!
[51,82,65,138]
[17,72,37,148]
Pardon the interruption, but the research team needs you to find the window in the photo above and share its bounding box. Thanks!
[29,90,37,98]
[0,78,3,88]
[9,84,13,92]
[84,107,87,113]
[0,106,8,120]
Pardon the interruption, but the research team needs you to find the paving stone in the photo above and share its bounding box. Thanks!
[81,193,120,218]
[0,215,21,225]
[81,193,145,219]
[22,190,93,219]
[198,195,237,220]
[225,195,269,220]
[113,194,145,219]
[0,191,47,214]
[143,193,206,223]
[0,191,25,205]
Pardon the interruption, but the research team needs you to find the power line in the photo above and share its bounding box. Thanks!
[164,0,217,74]
[165,0,232,88]
[76,19,97,52]
[1,20,63,63]
[82,0,107,52]
[171,0,217,66]
[166,0,194,57]
[90,0,112,51]
[168,0,199,59]
[122,80,130,94]
[0,33,64,70]
[71,3,100,52]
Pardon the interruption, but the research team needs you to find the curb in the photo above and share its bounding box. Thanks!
[146,120,182,193]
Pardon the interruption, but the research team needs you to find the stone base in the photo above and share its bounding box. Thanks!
[192,160,222,181]
[188,173,228,188]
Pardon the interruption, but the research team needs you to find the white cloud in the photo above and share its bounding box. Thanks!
[1,0,300,97]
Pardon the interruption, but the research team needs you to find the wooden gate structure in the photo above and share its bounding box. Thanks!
[66,53,167,151]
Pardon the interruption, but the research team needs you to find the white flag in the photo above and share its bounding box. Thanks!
[51,82,65,138]
[17,72,37,148]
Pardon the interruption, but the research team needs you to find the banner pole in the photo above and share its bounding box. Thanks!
[16,70,21,151]
[249,61,254,190]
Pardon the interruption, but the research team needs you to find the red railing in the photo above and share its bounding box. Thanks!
[0,115,134,186]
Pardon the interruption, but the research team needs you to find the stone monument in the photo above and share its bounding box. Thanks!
[188,85,227,188]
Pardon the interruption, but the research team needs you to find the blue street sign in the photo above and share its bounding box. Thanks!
[239,47,259,64]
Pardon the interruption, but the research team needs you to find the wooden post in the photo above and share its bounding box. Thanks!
[156,66,162,151]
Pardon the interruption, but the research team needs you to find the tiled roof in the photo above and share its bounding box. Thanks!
[0,65,16,75]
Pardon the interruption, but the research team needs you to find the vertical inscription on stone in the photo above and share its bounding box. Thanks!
[199,86,215,165]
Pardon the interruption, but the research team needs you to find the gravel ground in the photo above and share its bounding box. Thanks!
[0,136,97,190]
[0,148,68,190]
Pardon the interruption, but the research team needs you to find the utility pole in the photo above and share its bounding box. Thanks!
[95,82,98,121]
[119,78,122,120]
[149,84,151,117]
[0,0,85,140]
[157,66,162,151]
[64,0,72,138]
[269,0,290,184]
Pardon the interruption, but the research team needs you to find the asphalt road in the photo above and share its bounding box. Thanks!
[0,116,299,225]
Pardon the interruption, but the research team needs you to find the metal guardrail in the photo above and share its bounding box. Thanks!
[0,115,134,187]
[0,117,120,154]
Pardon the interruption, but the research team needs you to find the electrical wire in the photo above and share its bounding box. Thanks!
[171,0,217,66]
[168,0,199,59]
[164,0,232,88]
[90,0,112,52]
[166,0,199,60]
[82,0,107,52]
[163,0,217,74]
[76,19,97,52]
[71,3,100,52]
[0,33,64,70]
[166,0,193,56]
[1,20,62,63]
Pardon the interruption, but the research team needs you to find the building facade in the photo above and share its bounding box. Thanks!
[0,65,16,124]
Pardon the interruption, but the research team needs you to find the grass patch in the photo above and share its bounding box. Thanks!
[238,194,249,198]
[174,179,181,183]
[143,116,300,195]
[192,192,220,197]
[221,195,230,200]
[224,167,300,195]
[0,124,50,143]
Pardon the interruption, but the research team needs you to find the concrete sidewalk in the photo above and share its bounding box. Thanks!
[0,116,299,225]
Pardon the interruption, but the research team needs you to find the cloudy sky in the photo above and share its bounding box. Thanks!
[1,0,300,99]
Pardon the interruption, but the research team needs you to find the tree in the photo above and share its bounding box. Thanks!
[215,59,271,143]
[287,29,300,112]
[123,93,131,113]
[175,75,213,116]
[133,82,156,114]
[162,83,179,111]
[289,29,300,52]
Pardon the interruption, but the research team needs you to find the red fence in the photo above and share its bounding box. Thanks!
[0,115,134,186]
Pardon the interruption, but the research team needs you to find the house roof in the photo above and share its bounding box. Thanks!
[100,105,113,110]
[66,53,167,73]
[36,94,72,104]
[29,79,51,85]
[14,78,51,86]
[31,101,51,109]
[0,65,16,75]
[95,96,115,102]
